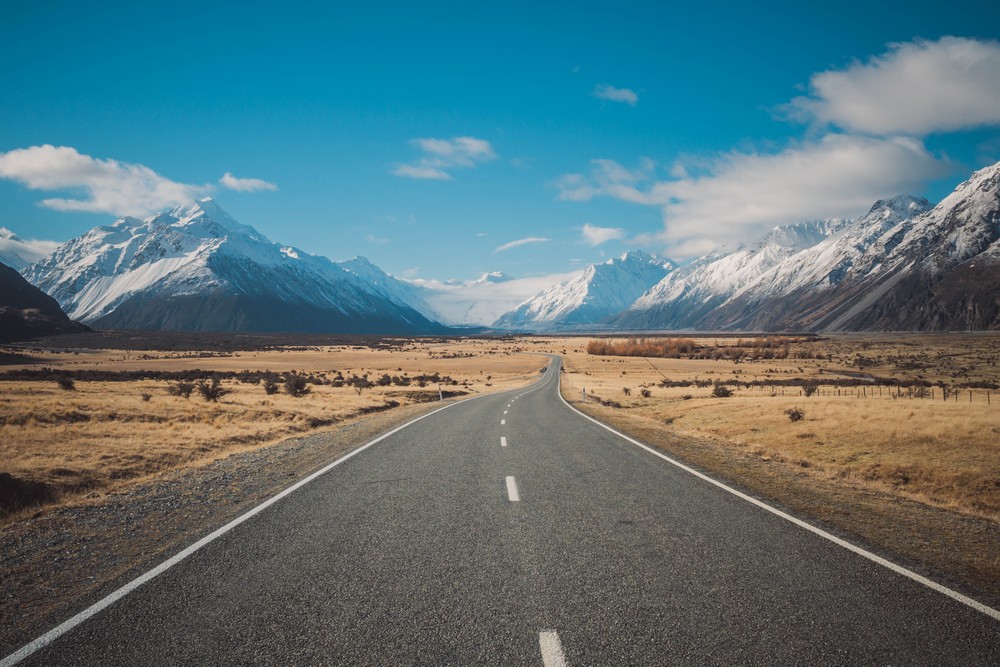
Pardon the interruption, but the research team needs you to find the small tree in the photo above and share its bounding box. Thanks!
[785,407,805,422]
[196,378,229,402]
[284,375,310,397]
[711,383,733,398]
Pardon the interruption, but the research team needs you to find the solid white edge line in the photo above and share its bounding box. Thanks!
[506,476,520,502]
[539,630,568,667]
[501,436,508,447]
[2,376,551,667]
[554,358,1000,623]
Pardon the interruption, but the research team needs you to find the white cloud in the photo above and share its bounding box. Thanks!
[581,223,625,246]
[593,84,638,106]
[364,234,388,244]
[0,145,212,217]
[495,236,551,253]
[555,158,660,204]
[391,164,452,180]
[393,136,496,180]
[557,135,948,259]
[786,37,1000,135]
[220,172,278,192]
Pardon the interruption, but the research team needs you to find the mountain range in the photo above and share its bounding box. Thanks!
[8,160,1000,335]
[21,199,447,334]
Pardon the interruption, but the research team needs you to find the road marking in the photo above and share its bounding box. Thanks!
[506,476,520,501]
[555,359,1000,623]
[539,630,568,667]
[0,389,522,667]
[501,419,506,425]
[504,410,508,414]
[501,436,507,447]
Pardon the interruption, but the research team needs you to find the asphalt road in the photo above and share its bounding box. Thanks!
[8,357,1000,665]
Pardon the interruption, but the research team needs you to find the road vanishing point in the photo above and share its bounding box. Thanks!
[5,357,1000,665]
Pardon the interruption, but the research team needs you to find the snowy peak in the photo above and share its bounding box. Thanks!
[21,200,446,333]
[0,227,59,270]
[493,250,675,330]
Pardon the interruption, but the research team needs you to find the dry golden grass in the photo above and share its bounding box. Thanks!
[554,334,1000,521]
[0,338,547,522]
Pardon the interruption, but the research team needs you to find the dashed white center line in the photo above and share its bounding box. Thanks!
[500,436,507,447]
[501,419,506,425]
[539,630,567,667]
[504,410,508,414]
[505,475,519,501]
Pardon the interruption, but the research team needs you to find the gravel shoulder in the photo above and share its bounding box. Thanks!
[0,398,454,656]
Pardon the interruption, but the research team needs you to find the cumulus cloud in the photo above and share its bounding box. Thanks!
[495,236,551,253]
[581,223,625,246]
[393,136,496,180]
[558,135,948,258]
[220,172,278,192]
[786,36,1000,135]
[0,145,212,217]
[592,84,638,106]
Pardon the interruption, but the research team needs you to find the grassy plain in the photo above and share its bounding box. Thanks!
[0,337,546,522]
[555,334,1000,521]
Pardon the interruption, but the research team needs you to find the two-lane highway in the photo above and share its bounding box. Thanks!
[7,357,1000,665]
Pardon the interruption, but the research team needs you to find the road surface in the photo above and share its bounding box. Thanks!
[6,357,1000,665]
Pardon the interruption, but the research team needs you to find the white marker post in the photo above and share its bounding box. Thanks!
[438,384,443,401]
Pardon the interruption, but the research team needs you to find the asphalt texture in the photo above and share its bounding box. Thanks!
[10,357,1000,665]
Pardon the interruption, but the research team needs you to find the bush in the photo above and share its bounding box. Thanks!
[785,407,805,422]
[263,378,279,395]
[167,381,195,399]
[711,383,733,398]
[284,375,310,397]
[196,378,230,402]
[140,392,152,402]
[639,388,652,398]
[56,377,75,391]
[622,387,632,396]
[803,382,819,397]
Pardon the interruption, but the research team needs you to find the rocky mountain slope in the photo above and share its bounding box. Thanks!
[0,261,88,342]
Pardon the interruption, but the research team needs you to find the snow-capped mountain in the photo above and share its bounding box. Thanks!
[0,227,59,270]
[408,271,562,326]
[22,198,448,334]
[471,271,514,285]
[493,251,676,330]
[612,219,848,329]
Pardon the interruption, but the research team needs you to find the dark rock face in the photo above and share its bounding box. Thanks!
[0,262,89,342]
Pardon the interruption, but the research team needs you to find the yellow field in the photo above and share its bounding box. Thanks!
[0,338,546,522]
[554,334,1000,520]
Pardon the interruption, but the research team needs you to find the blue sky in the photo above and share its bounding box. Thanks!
[2,0,1000,281]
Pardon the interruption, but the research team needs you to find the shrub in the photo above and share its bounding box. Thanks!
[711,383,733,398]
[140,392,152,402]
[639,388,652,398]
[263,378,279,395]
[284,375,310,397]
[803,382,819,397]
[622,387,632,396]
[56,377,75,391]
[196,378,229,402]
[167,381,195,399]
[785,407,805,422]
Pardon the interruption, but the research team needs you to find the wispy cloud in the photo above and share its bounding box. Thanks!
[581,223,625,246]
[592,84,638,106]
[0,145,212,217]
[495,236,551,253]
[365,234,388,244]
[784,36,1000,135]
[557,136,947,259]
[393,136,497,180]
[220,172,278,192]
